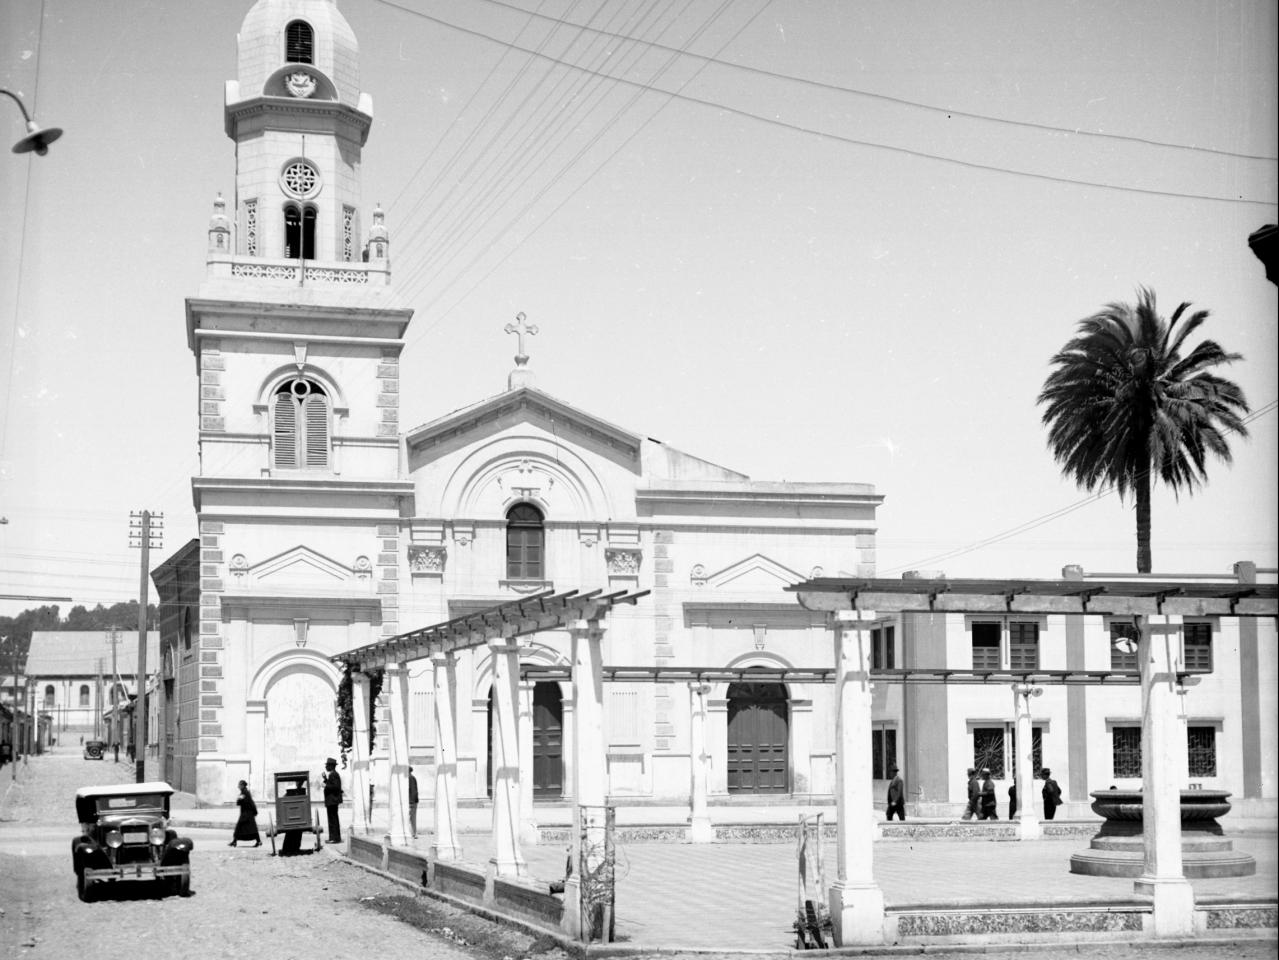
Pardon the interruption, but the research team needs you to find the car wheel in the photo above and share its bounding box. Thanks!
[171,872,191,898]
[77,871,95,903]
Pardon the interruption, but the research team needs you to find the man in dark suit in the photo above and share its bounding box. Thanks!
[407,767,419,839]
[1041,768,1062,820]
[885,766,906,820]
[322,757,343,843]
[962,767,979,819]
[979,768,998,820]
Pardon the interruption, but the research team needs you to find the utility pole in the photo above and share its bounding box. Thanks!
[4,635,16,781]
[96,658,104,741]
[129,511,162,782]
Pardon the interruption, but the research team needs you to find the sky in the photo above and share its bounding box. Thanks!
[1,0,1276,618]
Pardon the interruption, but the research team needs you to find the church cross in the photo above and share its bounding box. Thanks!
[504,312,539,367]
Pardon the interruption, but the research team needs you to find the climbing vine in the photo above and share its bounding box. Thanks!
[335,664,384,769]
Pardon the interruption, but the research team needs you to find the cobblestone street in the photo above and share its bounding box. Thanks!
[0,747,560,960]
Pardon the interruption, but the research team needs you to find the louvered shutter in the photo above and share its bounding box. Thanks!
[303,394,329,467]
[273,393,298,468]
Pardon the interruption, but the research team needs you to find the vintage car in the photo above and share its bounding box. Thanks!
[83,740,105,760]
[72,782,193,901]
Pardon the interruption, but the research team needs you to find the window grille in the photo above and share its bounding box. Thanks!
[1009,621,1039,670]
[1187,726,1217,777]
[285,21,314,64]
[273,379,329,469]
[244,198,257,256]
[1110,620,1139,671]
[971,622,1001,670]
[972,727,1005,778]
[343,205,355,262]
[1183,622,1213,673]
[1112,726,1142,777]
[505,503,544,579]
[1010,725,1044,777]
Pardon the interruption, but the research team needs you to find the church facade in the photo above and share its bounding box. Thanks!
[161,0,1276,823]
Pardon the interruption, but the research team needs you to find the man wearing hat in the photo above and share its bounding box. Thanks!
[1041,767,1062,820]
[885,765,906,821]
[962,767,979,820]
[322,757,344,843]
[978,768,998,820]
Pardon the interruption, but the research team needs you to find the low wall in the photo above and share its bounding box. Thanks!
[348,835,563,933]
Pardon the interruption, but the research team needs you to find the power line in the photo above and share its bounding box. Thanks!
[372,1,1276,207]
[881,399,1279,575]
[461,0,1277,163]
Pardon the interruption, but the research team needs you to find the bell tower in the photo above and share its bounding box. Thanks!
[181,0,414,803]
[227,0,374,263]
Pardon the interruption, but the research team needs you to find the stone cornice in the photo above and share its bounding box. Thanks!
[225,95,372,146]
[192,476,413,496]
[636,480,881,506]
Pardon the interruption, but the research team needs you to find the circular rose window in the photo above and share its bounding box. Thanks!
[280,160,320,199]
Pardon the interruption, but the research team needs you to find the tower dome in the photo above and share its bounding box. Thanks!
[236,0,361,108]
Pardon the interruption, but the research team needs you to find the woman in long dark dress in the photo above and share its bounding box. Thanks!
[229,780,261,847]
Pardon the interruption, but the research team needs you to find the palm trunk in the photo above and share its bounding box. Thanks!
[1135,470,1152,574]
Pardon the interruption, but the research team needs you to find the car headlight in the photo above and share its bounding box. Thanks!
[150,826,166,845]
[105,829,123,849]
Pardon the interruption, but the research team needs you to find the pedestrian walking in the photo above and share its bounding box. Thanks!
[979,768,998,820]
[1008,782,1017,819]
[322,757,343,843]
[961,767,979,820]
[228,779,261,847]
[885,766,906,821]
[408,766,419,839]
[1041,768,1062,820]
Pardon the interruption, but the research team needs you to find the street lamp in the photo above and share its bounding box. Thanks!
[1,88,61,155]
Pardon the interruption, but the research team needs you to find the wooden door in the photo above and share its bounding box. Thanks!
[532,682,563,798]
[726,682,789,794]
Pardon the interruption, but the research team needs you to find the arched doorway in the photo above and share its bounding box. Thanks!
[486,680,564,799]
[726,681,789,794]
[264,666,335,786]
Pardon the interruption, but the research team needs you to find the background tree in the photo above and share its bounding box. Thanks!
[1038,288,1249,573]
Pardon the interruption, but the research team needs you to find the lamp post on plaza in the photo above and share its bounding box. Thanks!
[1,88,61,155]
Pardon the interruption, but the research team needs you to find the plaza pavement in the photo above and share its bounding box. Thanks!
[167,790,1279,951]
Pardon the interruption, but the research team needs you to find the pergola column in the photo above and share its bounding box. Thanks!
[559,694,575,801]
[385,662,412,847]
[349,670,372,835]
[430,652,462,861]
[488,637,527,878]
[1135,613,1194,936]
[562,614,606,940]
[829,608,885,946]
[1012,683,1043,840]
[687,683,714,842]
[519,678,541,844]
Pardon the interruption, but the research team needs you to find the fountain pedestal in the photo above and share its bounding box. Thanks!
[1070,789,1256,878]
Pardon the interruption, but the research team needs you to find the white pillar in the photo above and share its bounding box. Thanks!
[828,609,885,946]
[488,638,527,878]
[707,698,729,795]
[1012,683,1043,840]
[1134,613,1195,936]
[386,662,412,847]
[350,671,372,835]
[687,683,714,842]
[562,615,607,940]
[559,693,575,801]
[431,652,462,860]
[519,679,541,844]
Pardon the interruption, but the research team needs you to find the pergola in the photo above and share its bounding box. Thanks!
[333,575,1276,945]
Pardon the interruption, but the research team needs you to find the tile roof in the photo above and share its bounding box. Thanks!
[25,631,161,678]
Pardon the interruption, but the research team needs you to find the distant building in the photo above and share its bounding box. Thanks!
[23,631,160,741]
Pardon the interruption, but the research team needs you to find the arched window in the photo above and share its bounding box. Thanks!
[284,203,316,259]
[506,503,544,579]
[273,378,330,469]
[285,20,314,64]
[79,684,90,707]
[44,684,55,709]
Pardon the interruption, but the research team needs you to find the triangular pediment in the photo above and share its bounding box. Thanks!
[703,554,804,589]
[247,545,362,587]
[404,386,642,469]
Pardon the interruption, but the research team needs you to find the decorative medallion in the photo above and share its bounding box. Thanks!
[230,554,249,580]
[690,563,707,587]
[353,556,372,580]
[606,548,641,577]
[285,70,317,99]
[408,545,446,575]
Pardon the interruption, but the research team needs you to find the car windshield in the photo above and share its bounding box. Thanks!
[96,794,166,814]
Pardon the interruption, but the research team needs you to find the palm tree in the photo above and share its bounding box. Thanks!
[1038,288,1249,573]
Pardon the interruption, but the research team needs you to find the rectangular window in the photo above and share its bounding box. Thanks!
[1112,726,1142,777]
[871,726,897,780]
[1187,725,1217,777]
[972,622,1001,670]
[871,624,896,670]
[1183,622,1213,673]
[972,726,1005,778]
[1110,620,1139,671]
[1009,622,1039,670]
